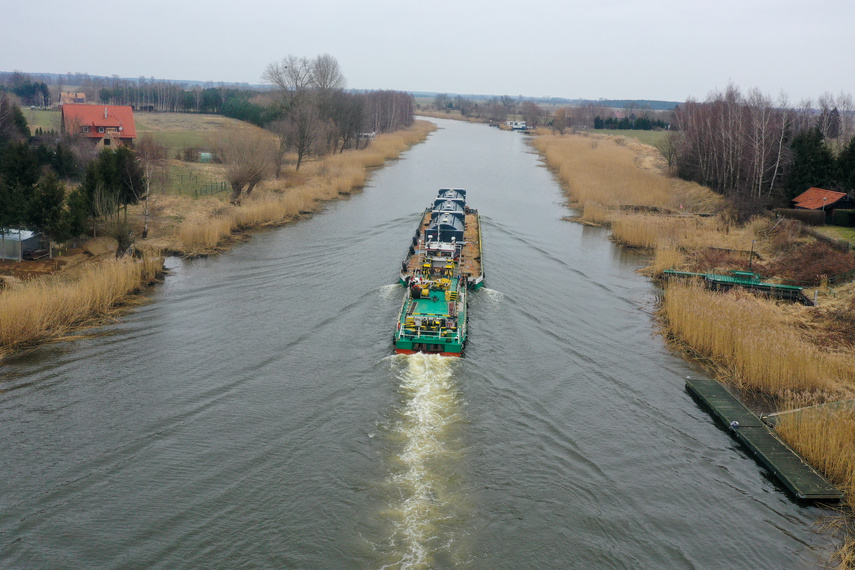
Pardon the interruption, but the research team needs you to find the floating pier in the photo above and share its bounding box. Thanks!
[686,377,842,501]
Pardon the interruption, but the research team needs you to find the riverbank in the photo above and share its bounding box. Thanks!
[0,120,437,362]
[531,130,855,567]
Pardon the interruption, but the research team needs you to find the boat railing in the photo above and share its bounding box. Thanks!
[396,327,460,342]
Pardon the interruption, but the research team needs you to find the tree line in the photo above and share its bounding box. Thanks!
[667,85,855,205]
[593,115,668,130]
[0,72,51,107]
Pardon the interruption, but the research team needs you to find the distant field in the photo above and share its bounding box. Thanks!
[23,109,61,133]
[594,129,668,146]
[134,112,254,153]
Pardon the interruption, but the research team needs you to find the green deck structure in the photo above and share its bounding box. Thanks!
[686,377,842,501]
[664,269,813,305]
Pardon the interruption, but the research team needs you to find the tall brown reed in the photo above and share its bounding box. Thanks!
[0,252,163,357]
[662,281,855,395]
[650,246,684,275]
[776,405,855,567]
[777,406,855,509]
[580,201,611,225]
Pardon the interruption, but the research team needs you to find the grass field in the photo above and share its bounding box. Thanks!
[23,108,62,133]
[816,225,855,246]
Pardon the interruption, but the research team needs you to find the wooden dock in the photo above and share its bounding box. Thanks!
[685,377,842,501]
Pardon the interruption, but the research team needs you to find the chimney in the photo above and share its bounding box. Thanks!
[104,107,108,119]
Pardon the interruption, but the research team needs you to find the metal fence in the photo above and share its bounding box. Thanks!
[171,172,227,197]
[193,181,227,197]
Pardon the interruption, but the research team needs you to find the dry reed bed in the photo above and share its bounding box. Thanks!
[611,214,768,258]
[531,133,721,214]
[662,281,855,395]
[177,121,436,254]
[777,406,855,510]
[0,252,163,358]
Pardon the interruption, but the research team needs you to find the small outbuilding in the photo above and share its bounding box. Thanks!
[792,187,855,223]
[0,229,43,261]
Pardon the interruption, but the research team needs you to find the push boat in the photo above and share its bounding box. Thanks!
[394,189,484,356]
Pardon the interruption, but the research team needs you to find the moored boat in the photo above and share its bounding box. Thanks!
[394,189,483,356]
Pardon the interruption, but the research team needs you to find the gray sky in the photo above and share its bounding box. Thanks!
[3,0,853,103]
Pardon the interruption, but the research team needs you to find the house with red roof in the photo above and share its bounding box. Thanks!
[792,187,855,223]
[61,104,136,148]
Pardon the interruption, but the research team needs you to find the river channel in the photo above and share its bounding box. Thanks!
[0,118,837,568]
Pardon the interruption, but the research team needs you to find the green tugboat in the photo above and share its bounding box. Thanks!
[394,189,484,356]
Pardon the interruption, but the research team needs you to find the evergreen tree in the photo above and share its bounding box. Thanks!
[0,141,39,190]
[837,134,855,192]
[52,143,79,179]
[784,127,837,200]
[0,94,30,144]
[81,146,145,213]
[64,186,90,238]
[28,172,69,249]
[0,142,38,228]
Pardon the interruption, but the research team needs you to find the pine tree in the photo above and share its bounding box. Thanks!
[28,173,68,253]
[784,127,837,200]
[837,134,855,192]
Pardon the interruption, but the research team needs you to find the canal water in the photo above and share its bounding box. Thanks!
[0,119,837,567]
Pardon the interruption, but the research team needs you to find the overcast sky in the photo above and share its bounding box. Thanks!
[2,0,853,103]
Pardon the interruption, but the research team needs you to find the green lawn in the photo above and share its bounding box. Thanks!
[594,129,668,146]
[23,108,61,133]
[816,225,855,246]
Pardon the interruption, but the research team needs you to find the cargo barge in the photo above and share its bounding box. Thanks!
[394,189,484,356]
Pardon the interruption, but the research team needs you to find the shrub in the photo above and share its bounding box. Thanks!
[766,241,855,284]
[769,218,804,253]
[181,147,200,162]
[772,208,825,226]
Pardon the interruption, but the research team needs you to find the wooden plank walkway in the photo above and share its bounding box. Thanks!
[686,377,842,501]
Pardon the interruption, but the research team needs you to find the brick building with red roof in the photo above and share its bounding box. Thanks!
[61,104,137,148]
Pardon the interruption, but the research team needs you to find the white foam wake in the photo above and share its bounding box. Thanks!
[384,353,466,569]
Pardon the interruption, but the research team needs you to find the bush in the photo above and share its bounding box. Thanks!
[181,147,200,162]
[770,219,803,253]
[766,241,855,284]
[772,208,826,226]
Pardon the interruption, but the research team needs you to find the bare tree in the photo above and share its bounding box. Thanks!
[434,93,450,111]
[551,108,568,134]
[521,101,545,127]
[263,55,314,111]
[135,135,168,238]
[654,133,678,175]
[94,183,134,258]
[214,128,275,204]
[311,54,346,93]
